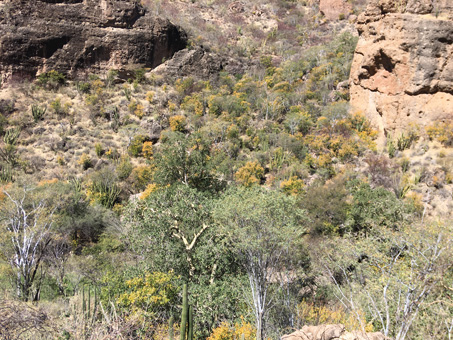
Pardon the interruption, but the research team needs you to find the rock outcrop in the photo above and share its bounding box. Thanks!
[282,324,387,340]
[151,46,248,81]
[349,0,453,145]
[0,0,187,83]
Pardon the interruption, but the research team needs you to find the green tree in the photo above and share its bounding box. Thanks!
[345,181,411,235]
[214,186,308,340]
[126,184,217,280]
[124,184,241,338]
[152,131,223,192]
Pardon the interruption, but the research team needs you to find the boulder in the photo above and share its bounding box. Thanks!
[282,324,387,340]
[0,0,187,84]
[151,46,248,81]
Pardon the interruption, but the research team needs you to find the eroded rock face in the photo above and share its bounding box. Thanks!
[349,0,453,144]
[0,0,187,83]
[281,324,387,340]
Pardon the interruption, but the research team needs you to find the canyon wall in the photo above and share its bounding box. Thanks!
[0,0,187,83]
[349,0,453,144]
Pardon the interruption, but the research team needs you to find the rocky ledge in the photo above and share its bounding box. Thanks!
[0,0,187,83]
[349,0,453,144]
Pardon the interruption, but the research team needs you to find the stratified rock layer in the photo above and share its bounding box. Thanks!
[0,0,187,83]
[349,0,453,144]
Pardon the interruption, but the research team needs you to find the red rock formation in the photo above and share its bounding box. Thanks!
[349,0,453,145]
[0,0,187,83]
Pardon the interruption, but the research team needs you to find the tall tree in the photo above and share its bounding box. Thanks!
[126,184,218,280]
[214,186,307,340]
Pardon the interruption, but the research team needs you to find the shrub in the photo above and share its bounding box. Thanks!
[37,70,66,89]
[207,318,256,340]
[181,93,204,116]
[50,98,71,117]
[280,176,305,195]
[3,127,20,145]
[175,77,196,97]
[426,121,453,146]
[56,155,65,166]
[234,161,264,187]
[139,183,158,200]
[128,135,149,157]
[75,81,91,94]
[86,167,121,208]
[91,79,105,95]
[0,113,7,136]
[78,153,92,170]
[146,91,155,103]
[142,141,153,159]
[345,181,410,234]
[134,104,145,119]
[130,165,154,192]
[169,115,186,132]
[116,156,133,180]
[31,105,46,122]
[94,143,104,157]
[134,68,146,84]
[105,148,120,160]
[128,99,137,114]
[115,271,178,334]
[405,191,424,215]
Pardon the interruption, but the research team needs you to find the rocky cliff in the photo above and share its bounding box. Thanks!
[0,0,187,83]
[349,0,453,144]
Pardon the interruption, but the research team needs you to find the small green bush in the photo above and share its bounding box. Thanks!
[128,135,149,157]
[31,105,46,122]
[95,143,104,157]
[116,156,133,181]
[78,153,93,170]
[37,70,66,89]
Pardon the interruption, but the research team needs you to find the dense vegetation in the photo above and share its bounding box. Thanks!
[0,1,452,339]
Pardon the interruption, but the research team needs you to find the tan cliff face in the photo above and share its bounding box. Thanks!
[349,0,453,145]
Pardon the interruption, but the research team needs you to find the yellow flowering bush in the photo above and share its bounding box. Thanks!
[78,153,92,170]
[181,93,204,116]
[117,271,178,317]
[207,317,256,340]
[139,183,159,200]
[169,115,186,132]
[426,121,453,145]
[142,141,153,159]
[130,165,154,192]
[234,161,264,187]
[280,176,305,196]
[146,91,155,103]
